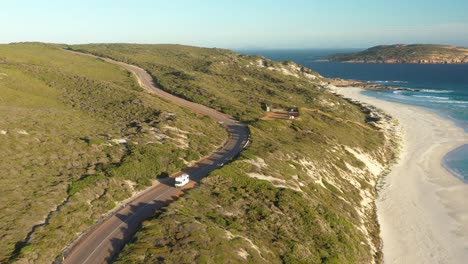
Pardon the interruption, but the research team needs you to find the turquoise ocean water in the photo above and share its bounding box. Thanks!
[240,49,468,182]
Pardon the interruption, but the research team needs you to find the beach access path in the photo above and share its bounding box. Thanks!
[335,87,468,264]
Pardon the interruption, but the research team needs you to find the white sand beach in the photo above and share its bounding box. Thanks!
[335,87,468,264]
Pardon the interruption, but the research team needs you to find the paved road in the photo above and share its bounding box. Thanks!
[62,50,249,264]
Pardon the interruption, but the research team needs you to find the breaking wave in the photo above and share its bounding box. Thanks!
[370,80,409,84]
[427,100,468,104]
[418,89,453,93]
[412,95,450,100]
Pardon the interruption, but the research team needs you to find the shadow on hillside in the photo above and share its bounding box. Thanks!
[103,139,249,262]
[105,189,186,263]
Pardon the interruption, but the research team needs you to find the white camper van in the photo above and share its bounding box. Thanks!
[174,173,190,187]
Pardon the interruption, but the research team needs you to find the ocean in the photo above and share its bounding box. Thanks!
[239,49,468,182]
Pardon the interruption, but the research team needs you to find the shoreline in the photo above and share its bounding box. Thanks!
[334,87,468,264]
[442,145,468,184]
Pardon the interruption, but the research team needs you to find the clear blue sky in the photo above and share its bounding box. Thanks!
[1,0,468,48]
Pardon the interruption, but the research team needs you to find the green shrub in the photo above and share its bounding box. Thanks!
[68,173,107,196]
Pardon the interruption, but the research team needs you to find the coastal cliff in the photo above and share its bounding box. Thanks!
[329,44,468,64]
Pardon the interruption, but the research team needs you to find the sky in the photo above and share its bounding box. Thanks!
[1,0,468,49]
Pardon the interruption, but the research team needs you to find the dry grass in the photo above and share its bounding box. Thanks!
[0,43,226,262]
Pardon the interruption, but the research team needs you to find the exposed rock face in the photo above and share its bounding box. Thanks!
[254,58,324,80]
[329,44,468,64]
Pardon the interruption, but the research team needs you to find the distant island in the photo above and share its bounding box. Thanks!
[329,44,468,64]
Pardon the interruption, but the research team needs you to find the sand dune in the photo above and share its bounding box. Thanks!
[335,87,468,264]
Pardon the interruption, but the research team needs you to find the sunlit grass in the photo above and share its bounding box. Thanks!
[0,43,226,262]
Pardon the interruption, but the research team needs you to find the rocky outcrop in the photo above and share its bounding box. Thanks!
[329,44,468,64]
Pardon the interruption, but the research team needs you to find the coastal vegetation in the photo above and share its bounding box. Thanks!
[329,44,468,64]
[0,42,399,263]
[73,44,399,263]
[0,43,225,262]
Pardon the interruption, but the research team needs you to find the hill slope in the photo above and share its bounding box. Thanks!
[329,44,468,64]
[73,44,400,263]
[71,44,324,122]
[0,43,226,263]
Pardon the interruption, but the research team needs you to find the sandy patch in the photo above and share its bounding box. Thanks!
[17,129,29,135]
[345,147,384,176]
[247,172,301,192]
[237,248,249,259]
[110,138,127,144]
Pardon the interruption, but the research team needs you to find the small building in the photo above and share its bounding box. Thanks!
[261,102,271,112]
[287,107,299,112]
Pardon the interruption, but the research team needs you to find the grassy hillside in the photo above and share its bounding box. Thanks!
[71,44,331,122]
[73,44,399,263]
[0,43,226,263]
[329,44,468,64]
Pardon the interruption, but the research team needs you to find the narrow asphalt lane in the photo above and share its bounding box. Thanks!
[62,50,249,264]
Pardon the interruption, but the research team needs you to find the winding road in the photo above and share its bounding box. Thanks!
[62,51,249,264]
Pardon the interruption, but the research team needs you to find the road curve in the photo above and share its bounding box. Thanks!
[61,50,250,264]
